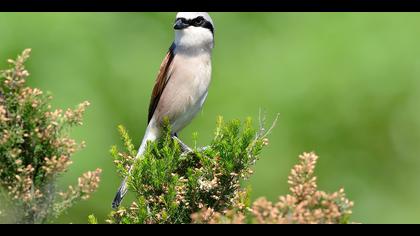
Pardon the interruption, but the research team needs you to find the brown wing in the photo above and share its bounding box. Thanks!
[148,43,176,123]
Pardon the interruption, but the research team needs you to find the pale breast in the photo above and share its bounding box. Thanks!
[153,52,212,133]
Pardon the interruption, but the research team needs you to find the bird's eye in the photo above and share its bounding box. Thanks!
[193,17,204,26]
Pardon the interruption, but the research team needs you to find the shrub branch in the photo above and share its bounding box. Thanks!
[0,49,102,223]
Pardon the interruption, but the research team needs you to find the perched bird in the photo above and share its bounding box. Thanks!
[112,12,215,209]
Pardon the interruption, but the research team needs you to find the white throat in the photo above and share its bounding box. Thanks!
[174,27,214,54]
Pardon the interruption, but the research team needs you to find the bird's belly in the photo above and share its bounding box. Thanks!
[170,90,208,133]
[151,54,211,134]
[169,74,209,133]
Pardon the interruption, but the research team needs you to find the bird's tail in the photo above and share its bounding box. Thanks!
[111,127,157,209]
[112,177,128,209]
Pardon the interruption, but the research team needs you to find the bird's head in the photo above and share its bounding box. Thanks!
[173,12,214,50]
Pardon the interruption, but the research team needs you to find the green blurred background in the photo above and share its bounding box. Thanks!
[1,13,420,224]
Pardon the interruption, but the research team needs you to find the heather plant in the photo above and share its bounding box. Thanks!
[192,152,354,224]
[103,114,277,224]
[0,49,101,224]
[99,112,355,224]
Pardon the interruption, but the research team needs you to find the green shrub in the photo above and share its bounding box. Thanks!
[106,115,276,224]
[192,152,354,224]
[102,114,354,224]
[0,49,101,224]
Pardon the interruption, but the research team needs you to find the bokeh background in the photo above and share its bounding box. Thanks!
[0,12,420,223]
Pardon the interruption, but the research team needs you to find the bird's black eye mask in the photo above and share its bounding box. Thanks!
[174,16,214,35]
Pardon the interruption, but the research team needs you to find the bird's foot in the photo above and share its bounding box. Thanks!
[172,136,193,153]
[171,135,210,155]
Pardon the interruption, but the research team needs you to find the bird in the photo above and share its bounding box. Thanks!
[112,12,215,209]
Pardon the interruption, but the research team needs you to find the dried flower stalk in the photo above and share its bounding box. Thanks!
[0,49,101,224]
[192,152,354,224]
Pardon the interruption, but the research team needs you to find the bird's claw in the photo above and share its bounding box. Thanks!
[172,136,193,153]
[172,136,210,156]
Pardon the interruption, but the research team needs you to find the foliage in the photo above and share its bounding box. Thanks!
[107,115,277,224]
[0,49,101,224]
[192,152,354,224]
[106,114,354,224]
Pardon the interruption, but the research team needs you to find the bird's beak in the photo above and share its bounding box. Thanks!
[174,19,189,30]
